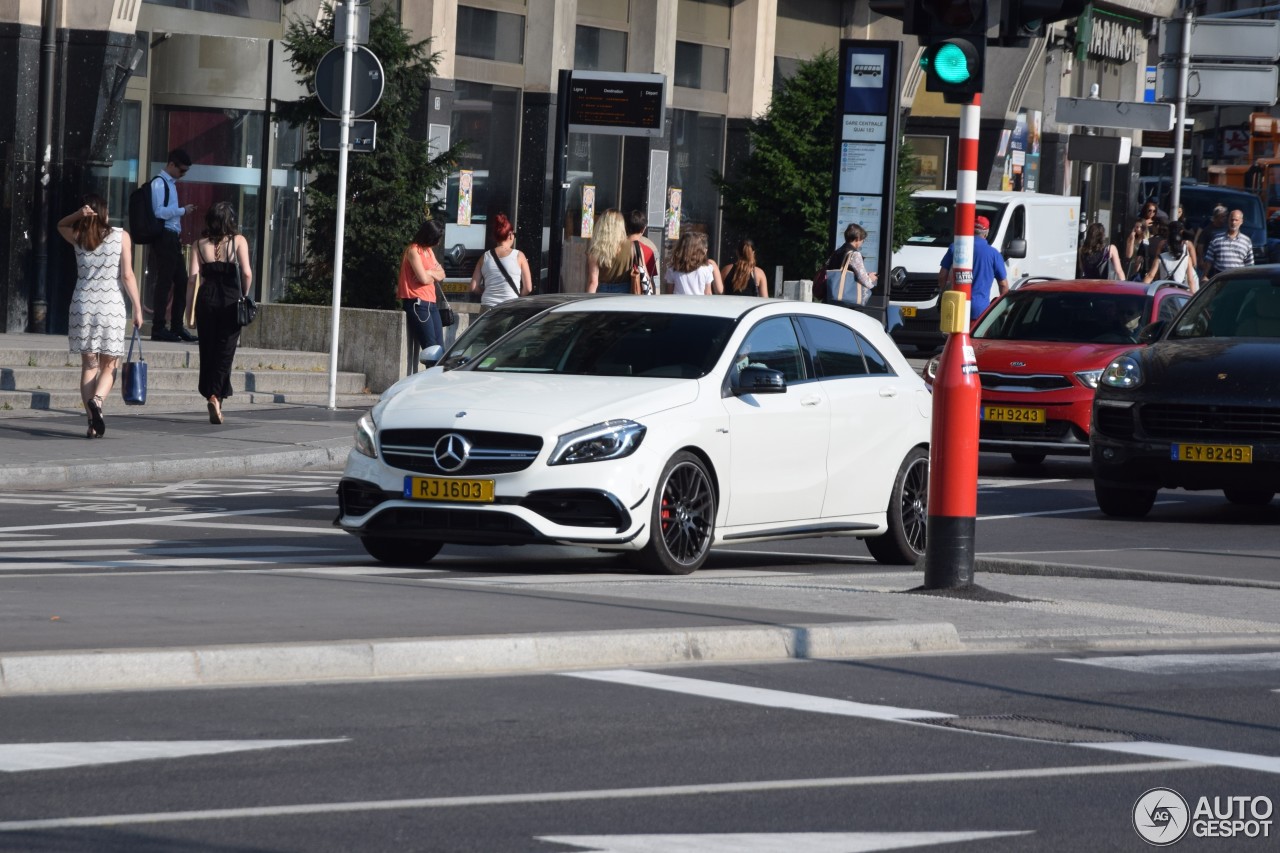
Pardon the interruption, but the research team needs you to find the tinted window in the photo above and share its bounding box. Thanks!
[906,199,1008,248]
[472,311,734,377]
[974,290,1146,344]
[735,317,807,382]
[856,333,893,374]
[798,317,866,378]
[1171,277,1280,338]
[440,303,546,368]
[1157,294,1187,322]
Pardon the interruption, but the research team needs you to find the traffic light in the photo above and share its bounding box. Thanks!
[999,1,1089,46]
[916,1,986,103]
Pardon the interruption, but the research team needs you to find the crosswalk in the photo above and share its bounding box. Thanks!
[0,472,341,512]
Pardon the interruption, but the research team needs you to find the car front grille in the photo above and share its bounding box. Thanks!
[338,478,392,517]
[890,275,940,302]
[366,506,541,544]
[521,490,629,529]
[1139,404,1280,440]
[1094,406,1136,439]
[379,429,543,475]
[980,372,1074,392]
[980,420,1081,442]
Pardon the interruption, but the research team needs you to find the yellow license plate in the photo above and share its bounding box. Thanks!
[900,306,918,318]
[404,476,495,502]
[983,406,1046,424]
[1172,443,1253,463]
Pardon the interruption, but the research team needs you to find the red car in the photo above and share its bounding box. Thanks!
[926,279,1192,464]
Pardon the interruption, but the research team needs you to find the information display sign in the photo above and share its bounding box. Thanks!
[567,72,666,138]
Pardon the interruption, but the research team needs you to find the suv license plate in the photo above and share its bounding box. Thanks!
[1172,443,1253,463]
[404,476,495,502]
[983,406,1046,424]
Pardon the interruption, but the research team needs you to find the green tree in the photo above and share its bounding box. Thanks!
[714,51,917,281]
[275,6,460,308]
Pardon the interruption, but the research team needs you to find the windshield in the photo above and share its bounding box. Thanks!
[1169,276,1280,338]
[471,311,735,377]
[905,199,1008,247]
[439,302,546,368]
[974,290,1147,344]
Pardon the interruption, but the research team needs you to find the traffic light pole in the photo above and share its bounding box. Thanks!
[326,0,357,410]
[922,94,982,590]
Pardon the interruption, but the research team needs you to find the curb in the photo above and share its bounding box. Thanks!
[0,441,352,490]
[977,556,1280,591]
[0,621,962,696]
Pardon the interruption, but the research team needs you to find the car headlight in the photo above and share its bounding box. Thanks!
[923,355,941,384]
[354,412,378,458]
[549,420,646,465]
[1074,369,1103,389]
[1099,355,1143,390]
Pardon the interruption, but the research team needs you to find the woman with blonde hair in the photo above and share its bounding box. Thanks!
[720,238,768,297]
[586,209,633,294]
[664,230,724,295]
[57,194,142,438]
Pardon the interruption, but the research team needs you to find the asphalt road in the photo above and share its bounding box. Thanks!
[2,648,1277,851]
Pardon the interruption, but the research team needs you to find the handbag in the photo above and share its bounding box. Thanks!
[120,328,147,406]
[824,249,865,307]
[230,239,258,326]
[435,281,457,327]
[630,242,653,295]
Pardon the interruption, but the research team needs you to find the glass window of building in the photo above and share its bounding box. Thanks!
[669,109,725,245]
[142,0,281,22]
[86,101,141,232]
[457,5,526,64]
[674,41,728,92]
[575,25,627,73]
[268,121,306,303]
[677,0,732,39]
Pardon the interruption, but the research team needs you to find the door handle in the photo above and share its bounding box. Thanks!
[879,387,898,398]
[801,395,822,407]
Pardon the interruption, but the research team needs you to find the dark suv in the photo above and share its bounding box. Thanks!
[1090,266,1280,517]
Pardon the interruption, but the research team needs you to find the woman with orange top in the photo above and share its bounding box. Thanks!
[398,219,447,356]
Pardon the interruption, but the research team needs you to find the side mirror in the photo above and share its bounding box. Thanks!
[1005,237,1028,259]
[1137,320,1167,344]
[734,365,786,395]
[419,344,445,366]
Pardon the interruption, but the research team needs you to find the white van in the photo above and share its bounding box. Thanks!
[888,190,1080,351]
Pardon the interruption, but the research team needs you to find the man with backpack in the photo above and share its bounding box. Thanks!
[147,149,198,342]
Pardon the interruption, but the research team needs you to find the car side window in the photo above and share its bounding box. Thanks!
[1002,206,1025,254]
[797,317,866,378]
[736,317,808,382]
[1158,294,1188,321]
[855,332,892,374]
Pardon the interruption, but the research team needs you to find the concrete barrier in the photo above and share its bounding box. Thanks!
[238,302,480,393]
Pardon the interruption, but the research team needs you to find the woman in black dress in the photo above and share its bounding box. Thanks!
[185,202,252,424]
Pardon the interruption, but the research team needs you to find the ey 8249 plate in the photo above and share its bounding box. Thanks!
[982,405,1046,424]
[1171,443,1253,463]
[404,476,495,502]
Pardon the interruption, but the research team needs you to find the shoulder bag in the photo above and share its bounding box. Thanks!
[489,249,522,298]
[435,280,457,327]
[121,328,148,406]
[629,242,653,295]
[824,249,863,307]
[232,238,258,326]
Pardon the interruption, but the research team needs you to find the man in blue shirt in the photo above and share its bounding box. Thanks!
[937,215,1009,319]
[149,148,198,342]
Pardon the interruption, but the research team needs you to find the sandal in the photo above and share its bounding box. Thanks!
[87,396,106,437]
[207,396,223,425]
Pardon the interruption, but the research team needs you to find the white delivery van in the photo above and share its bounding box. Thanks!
[887,190,1080,351]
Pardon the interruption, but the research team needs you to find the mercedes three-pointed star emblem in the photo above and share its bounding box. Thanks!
[433,433,472,473]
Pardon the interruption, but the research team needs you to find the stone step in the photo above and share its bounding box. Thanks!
[0,388,375,417]
[0,344,335,373]
[1,365,368,394]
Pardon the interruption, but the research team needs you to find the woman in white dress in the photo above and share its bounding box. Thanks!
[57,195,142,438]
[663,231,724,295]
[470,212,532,310]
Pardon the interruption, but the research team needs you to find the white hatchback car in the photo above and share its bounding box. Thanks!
[338,296,932,574]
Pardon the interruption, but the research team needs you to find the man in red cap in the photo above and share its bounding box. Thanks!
[937,213,1009,319]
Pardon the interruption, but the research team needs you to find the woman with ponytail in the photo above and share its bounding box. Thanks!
[720,239,768,297]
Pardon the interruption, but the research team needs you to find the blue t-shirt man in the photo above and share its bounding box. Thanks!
[939,215,1009,318]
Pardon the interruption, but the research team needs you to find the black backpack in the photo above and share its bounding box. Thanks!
[128,176,168,245]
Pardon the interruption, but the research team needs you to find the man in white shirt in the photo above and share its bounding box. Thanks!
[149,148,198,342]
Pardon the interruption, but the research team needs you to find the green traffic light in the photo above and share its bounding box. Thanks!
[930,42,971,84]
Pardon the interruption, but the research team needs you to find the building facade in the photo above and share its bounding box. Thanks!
[2,0,1269,334]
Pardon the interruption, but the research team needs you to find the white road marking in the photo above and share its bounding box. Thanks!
[0,739,346,773]
[0,761,1198,831]
[446,569,800,584]
[568,671,1280,776]
[979,500,1180,522]
[1060,652,1280,675]
[0,508,283,533]
[536,831,1030,852]
[979,478,1069,488]
[157,520,346,536]
[0,553,362,572]
[565,670,952,721]
[2,545,337,561]
[0,538,154,550]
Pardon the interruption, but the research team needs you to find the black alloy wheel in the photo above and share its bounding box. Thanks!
[1223,489,1276,506]
[360,536,444,565]
[633,451,716,575]
[866,446,929,565]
